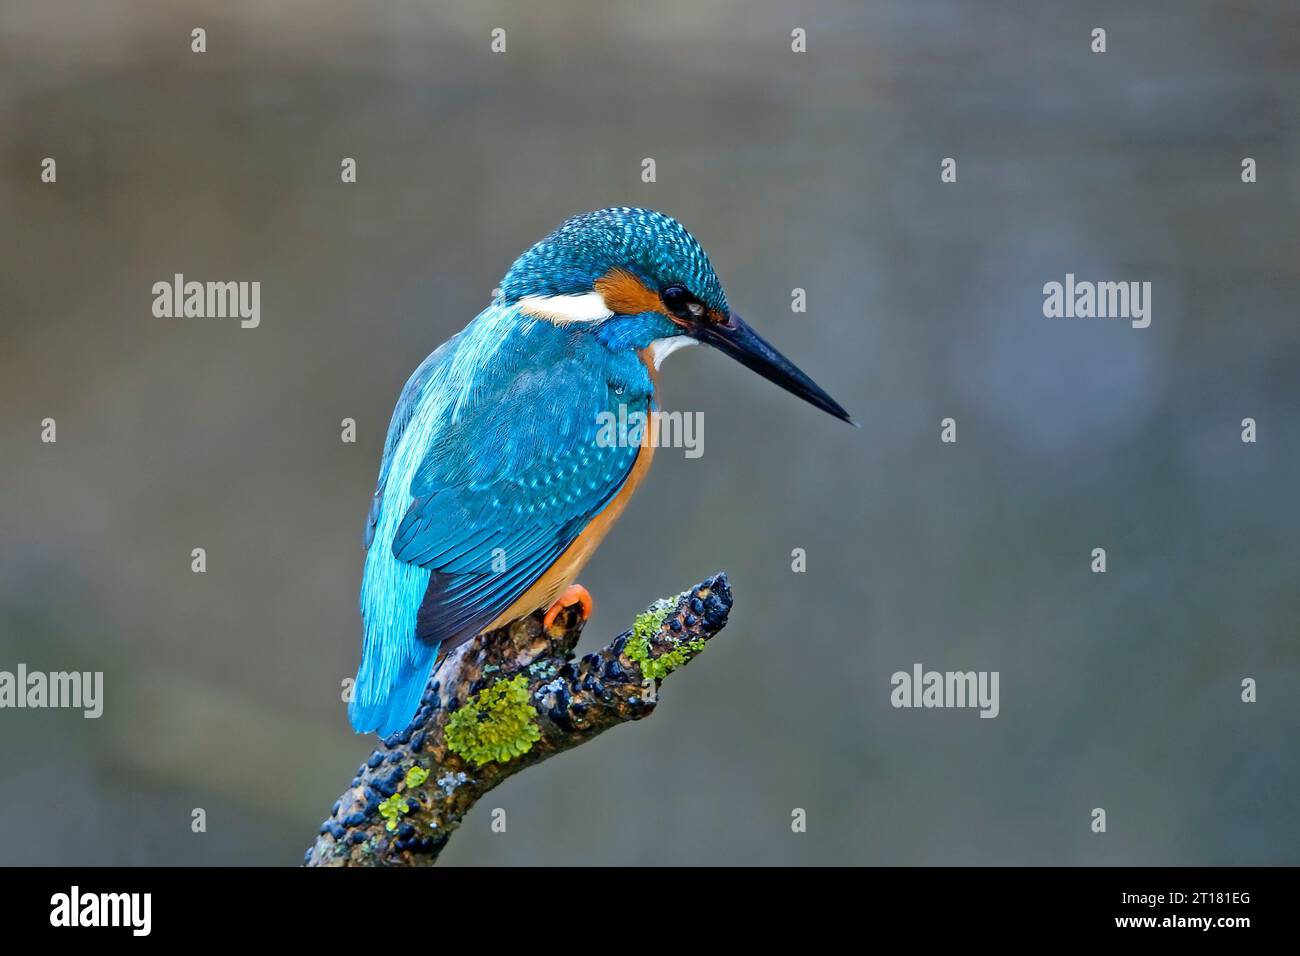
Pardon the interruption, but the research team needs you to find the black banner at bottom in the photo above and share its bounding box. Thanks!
[0,866,1286,940]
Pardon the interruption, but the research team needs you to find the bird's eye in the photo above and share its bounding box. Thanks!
[662,285,705,320]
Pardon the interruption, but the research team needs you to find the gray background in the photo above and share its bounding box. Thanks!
[1,0,1297,865]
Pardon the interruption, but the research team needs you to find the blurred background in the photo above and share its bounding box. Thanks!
[1,0,1297,865]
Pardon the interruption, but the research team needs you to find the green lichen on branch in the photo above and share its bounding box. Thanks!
[376,765,432,830]
[377,794,408,831]
[307,574,733,867]
[444,674,541,767]
[624,597,706,680]
[405,766,429,788]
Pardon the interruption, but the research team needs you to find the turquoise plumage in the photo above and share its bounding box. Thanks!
[352,306,651,736]
[350,208,850,736]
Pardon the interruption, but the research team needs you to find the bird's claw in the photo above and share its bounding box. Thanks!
[543,584,593,631]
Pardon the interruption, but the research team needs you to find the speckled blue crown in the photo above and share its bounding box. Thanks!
[500,207,729,315]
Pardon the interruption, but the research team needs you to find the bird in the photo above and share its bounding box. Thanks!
[349,207,852,736]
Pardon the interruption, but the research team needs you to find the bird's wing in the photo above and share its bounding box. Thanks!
[364,335,460,550]
[390,350,645,652]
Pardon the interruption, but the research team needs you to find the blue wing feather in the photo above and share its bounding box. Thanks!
[363,337,459,550]
[395,344,642,647]
[350,307,649,735]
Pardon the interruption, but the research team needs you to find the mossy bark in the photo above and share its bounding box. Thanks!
[305,573,732,866]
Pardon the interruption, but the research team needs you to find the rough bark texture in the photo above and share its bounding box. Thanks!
[305,572,732,866]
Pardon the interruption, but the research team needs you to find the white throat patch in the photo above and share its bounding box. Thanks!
[518,293,613,324]
[648,335,698,369]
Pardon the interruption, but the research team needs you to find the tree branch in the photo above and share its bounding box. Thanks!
[305,572,733,866]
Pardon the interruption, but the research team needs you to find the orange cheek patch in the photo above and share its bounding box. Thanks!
[594,268,682,323]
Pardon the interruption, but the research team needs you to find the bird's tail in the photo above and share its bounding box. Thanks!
[348,639,440,738]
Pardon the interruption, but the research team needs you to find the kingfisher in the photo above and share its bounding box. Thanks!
[350,207,852,735]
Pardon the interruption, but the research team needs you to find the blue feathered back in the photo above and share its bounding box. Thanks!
[350,303,655,735]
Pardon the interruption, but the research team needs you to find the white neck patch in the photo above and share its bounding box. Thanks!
[648,335,698,369]
[518,292,613,324]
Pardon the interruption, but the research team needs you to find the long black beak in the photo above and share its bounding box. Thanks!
[689,312,856,425]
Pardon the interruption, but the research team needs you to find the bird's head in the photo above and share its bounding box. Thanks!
[499,207,853,424]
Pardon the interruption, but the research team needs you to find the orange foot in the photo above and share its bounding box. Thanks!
[543,584,593,631]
